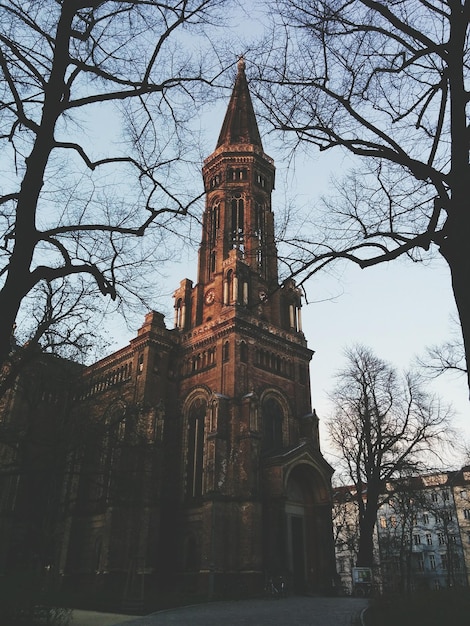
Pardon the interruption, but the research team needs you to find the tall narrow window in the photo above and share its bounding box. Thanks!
[175,298,185,329]
[262,397,284,452]
[225,270,233,305]
[210,202,219,247]
[187,400,206,499]
[254,201,264,270]
[231,194,244,248]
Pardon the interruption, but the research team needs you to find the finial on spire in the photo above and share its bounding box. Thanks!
[237,56,246,72]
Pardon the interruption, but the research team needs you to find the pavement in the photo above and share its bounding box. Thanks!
[71,610,140,626]
[70,596,368,626]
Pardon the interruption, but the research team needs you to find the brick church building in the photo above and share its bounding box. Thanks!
[0,60,335,603]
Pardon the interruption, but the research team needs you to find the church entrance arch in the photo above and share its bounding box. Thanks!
[284,463,332,593]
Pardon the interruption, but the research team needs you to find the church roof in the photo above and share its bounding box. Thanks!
[216,58,263,149]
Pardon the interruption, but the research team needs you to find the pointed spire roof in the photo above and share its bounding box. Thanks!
[216,58,263,149]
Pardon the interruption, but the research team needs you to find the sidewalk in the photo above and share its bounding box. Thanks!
[71,609,140,626]
[69,596,368,626]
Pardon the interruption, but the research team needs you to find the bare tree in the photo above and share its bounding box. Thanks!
[254,0,470,394]
[0,0,230,381]
[332,485,360,592]
[0,278,113,400]
[418,315,468,381]
[377,478,427,593]
[327,345,453,568]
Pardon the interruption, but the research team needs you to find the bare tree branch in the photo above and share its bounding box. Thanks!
[254,0,470,394]
[0,0,231,380]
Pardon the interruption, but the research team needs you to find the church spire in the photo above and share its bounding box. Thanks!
[173,59,287,331]
[216,57,263,149]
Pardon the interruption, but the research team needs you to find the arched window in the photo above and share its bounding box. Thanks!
[186,399,206,498]
[240,341,248,363]
[262,396,284,452]
[254,201,265,270]
[231,194,244,247]
[242,280,250,306]
[175,297,185,329]
[223,341,230,362]
[210,202,219,247]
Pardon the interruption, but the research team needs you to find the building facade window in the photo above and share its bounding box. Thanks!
[186,399,206,499]
[231,194,244,248]
[415,555,425,571]
[175,297,186,329]
[224,270,233,305]
[261,396,284,452]
[210,202,220,247]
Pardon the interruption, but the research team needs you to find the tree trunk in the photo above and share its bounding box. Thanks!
[441,0,470,396]
[356,504,377,568]
[0,5,75,371]
[441,241,470,397]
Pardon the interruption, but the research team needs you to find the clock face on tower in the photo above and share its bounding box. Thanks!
[205,289,215,305]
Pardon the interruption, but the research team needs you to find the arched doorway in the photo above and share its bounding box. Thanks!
[283,463,334,594]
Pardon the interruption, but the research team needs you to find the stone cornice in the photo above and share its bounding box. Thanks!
[178,313,313,359]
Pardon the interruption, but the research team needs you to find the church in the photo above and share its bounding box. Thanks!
[0,60,335,605]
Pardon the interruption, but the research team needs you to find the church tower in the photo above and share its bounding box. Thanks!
[172,59,335,595]
[0,59,336,601]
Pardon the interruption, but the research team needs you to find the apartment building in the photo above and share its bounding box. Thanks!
[333,467,470,594]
